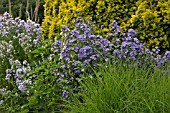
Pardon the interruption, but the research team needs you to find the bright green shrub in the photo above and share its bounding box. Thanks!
[42,0,138,39]
[121,0,170,53]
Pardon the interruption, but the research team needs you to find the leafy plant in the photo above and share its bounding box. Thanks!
[0,12,42,112]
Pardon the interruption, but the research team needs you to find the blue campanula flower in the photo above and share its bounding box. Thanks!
[77,34,86,40]
[0,100,4,105]
[60,48,68,58]
[111,20,119,31]
[50,54,54,59]
[90,55,97,60]
[54,40,62,47]
[105,58,109,62]
[113,38,120,44]
[18,84,25,92]
[54,49,59,53]
[126,36,132,41]
[75,16,81,24]
[102,48,110,53]
[65,57,70,62]
[61,25,70,31]
[61,65,67,69]
[75,69,81,74]
[62,90,69,98]
[71,28,79,37]
[163,51,170,61]
[133,38,138,43]
[101,39,110,47]
[155,55,164,66]
[69,39,76,43]
[152,46,160,54]
[84,59,91,66]
[106,33,114,38]
[128,28,136,37]
[114,29,120,34]
[78,46,93,59]
[113,49,122,58]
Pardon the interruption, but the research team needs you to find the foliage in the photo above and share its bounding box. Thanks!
[0,12,43,112]
[121,0,170,54]
[42,0,170,54]
[1,12,170,112]
[41,0,137,39]
[0,5,5,14]
[19,39,68,112]
[0,12,42,80]
[67,60,170,113]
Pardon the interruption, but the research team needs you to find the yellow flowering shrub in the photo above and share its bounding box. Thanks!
[122,0,170,52]
[42,0,137,39]
[42,0,170,53]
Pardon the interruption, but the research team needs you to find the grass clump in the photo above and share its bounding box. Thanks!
[67,59,170,113]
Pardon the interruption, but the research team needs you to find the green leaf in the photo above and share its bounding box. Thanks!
[19,109,29,113]
[31,49,41,54]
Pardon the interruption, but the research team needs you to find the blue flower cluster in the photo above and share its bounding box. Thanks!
[5,60,33,93]
[107,21,170,67]
[1,13,170,101]
[51,18,113,77]
[52,17,170,76]
[0,12,42,100]
[49,17,170,98]
[0,12,42,54]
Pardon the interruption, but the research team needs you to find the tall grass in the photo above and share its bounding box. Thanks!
[66,59,170,113]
